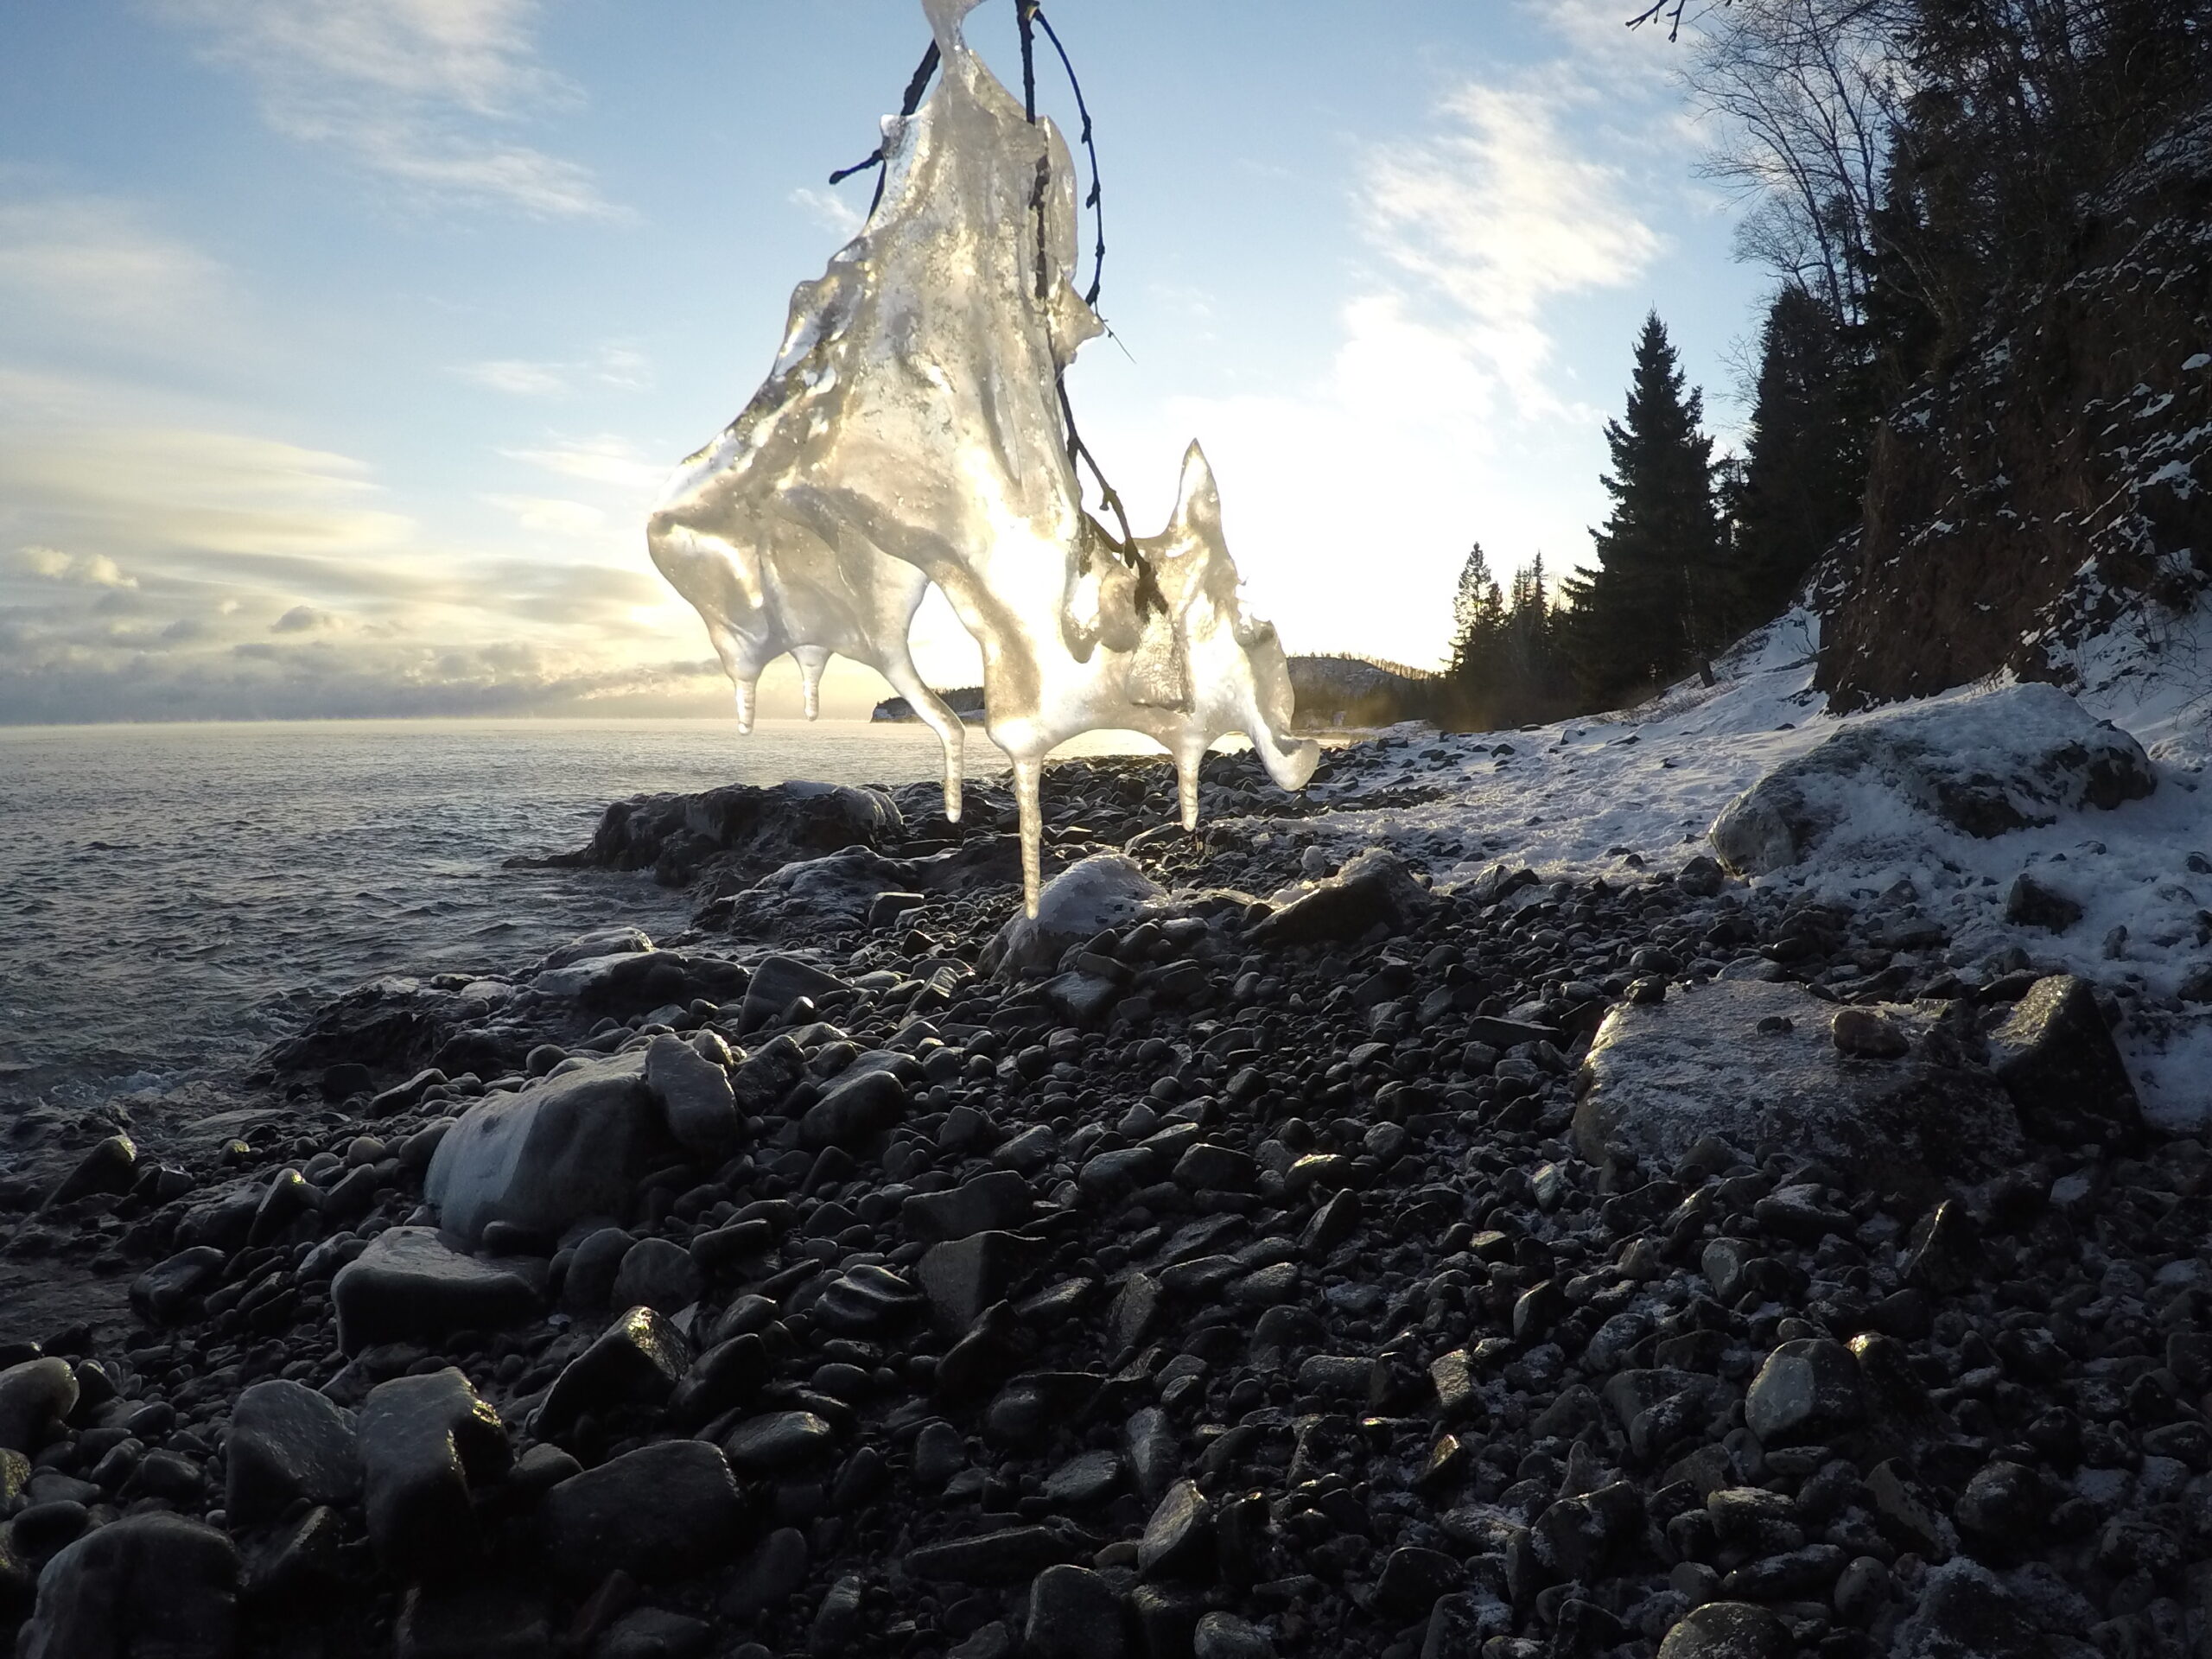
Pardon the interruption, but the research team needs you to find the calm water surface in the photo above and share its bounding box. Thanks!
[0,719,1149,1109]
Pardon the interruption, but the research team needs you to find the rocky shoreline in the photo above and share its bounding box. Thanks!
[1,736,2206,1659]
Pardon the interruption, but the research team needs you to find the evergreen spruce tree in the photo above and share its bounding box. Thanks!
[1731,285,1868,617]
[1566,312,1726,707]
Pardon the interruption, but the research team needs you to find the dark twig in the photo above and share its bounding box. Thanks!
[1033,5,1106,307]
[827,41,942,216]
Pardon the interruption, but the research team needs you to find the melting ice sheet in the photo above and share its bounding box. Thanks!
[647,0,1317,912]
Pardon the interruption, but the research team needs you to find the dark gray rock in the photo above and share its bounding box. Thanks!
[0,1358,78,1454]
[47,1134,136,1206]
[723,1411,836,1473]
[595,1607,715,1659]
[798,1068,907,1151]
[225,1379,360,1526]
[1024,1564,1126,1659]
[332,1227,543,1355]
[1247,849,1435,946]
[644,1033,740,1157]
[667,1333,772,1426]
[536,1306,689,1441]
[737,956,854,1034]
[809,1573,866,1655]
[130,1247,226,1323]
[393,1586,550,1659]
[563,1227,633,1313]
[610,1237,702,1316]
[1985,974,2143,1148]
[721,1528,809,1620]
[539,1440,741,1584]
[1139,1478,1213,1582]
[1193,1613,1275,1659]
[424,1053,678,1243]
[359,1368,511,1579]
[1744,1339,1866,1446]
[1042,1449,1122,1507]
[903,1172,1034,1242]
[17,1515,239,1659]
[905,1527,1072,1584]
[918,1231,1039,1334]
[1656,1601,1790,1659]
[2005,874,2082,932]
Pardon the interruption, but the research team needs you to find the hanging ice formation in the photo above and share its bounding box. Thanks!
[648,0,1318,913]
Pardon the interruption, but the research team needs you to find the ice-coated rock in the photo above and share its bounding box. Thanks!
[1709,681,2154,876]
[643,1033,739,1157]
[1573,978,2022,1198]
[423,1052,677,1243]
[982,854,1164,976]
[645,0,1313,906]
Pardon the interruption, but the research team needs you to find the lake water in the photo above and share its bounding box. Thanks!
[0,719,1152,1110]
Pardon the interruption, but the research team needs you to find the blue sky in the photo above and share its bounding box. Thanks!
[0,0,1764,721]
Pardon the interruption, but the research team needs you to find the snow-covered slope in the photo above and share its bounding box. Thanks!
[1293,598,2212,1128]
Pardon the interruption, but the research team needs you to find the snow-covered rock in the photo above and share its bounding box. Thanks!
[982,855,1164,977]
[1573,979,2024,1196]
[1709,682,2155,876]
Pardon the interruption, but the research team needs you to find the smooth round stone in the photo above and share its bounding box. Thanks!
[722,1412,835,1474]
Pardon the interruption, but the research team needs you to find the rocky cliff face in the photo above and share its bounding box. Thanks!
[1817,106,2212,710]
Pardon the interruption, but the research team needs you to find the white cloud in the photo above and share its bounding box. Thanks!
[483,493,607,537]
[458,359,572,397]
[1363,79,1662,413]
[271,602,338,632]
[0,197,230,344]
[455,345,653,397]
[790,186,866,238]
[13,545,138,588]
[503,435,668,493]
[156,0,614,218]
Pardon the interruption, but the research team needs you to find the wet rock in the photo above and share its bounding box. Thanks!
[644,1033,740,1157]
[1954,1461,2045,1554]
[722,1528,809,1620]
[902,1171,1033,1242]
[130,1246,227,1324]
[905,1526,1073,1584]
[595,1607,715,1659]
[563,1226,633,1313]
[332,1226,543,1354]
[611,1237,703,1317]
[394,1586,550,1659]
[919,1231,1039,1334]
[0,1358,78,1454]
[1985,974,2144,1148]
[1744,1339,1865,1446]
[17,1514,239,1659]
[1042,1448,1122,1507]
[723,1411,836,1474]
[1139,1479,1214,1582]
[1024,1564,1127,1659]
[540,1440,741,1584]
[225,1379,360,1525]
[47,1134,137,1206]
[359,1368,511,1579]
[737,956,855,1033]
[424,1053,678,1242]
[537,1306,690,1441]
[1192,1612,1274,1659]
[1830,1007,1909,1060]
[799,1068,908,1151]
[1248,848,1435,946]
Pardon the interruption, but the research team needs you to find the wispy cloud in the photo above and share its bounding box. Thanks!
[0,196,231,346]
[1363,78,1662,414]
[454,345,654,397]
[155,0,616,218]
[790,186,865,238]
[502,435,667,493]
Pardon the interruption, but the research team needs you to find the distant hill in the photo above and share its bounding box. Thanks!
[869,654,1443,732]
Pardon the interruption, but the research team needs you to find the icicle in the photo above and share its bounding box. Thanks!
[1013,754,1045,915]
[734,677,757,734]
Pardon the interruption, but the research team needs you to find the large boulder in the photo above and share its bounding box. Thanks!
[18,1515,240,1659]
[332,1227,544,1354]
[1574,979,2024,1197]
[424,1054,678,1243]
[1247,848,1435,946]
[1983,974,2145,1150]
[983,855,1165,977]
[706,837,1023,941]
[525,949,748,1017]
[532,779,902,894]
[1710,682,2154,877]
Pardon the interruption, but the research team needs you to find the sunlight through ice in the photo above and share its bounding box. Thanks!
[648,0,1317,912]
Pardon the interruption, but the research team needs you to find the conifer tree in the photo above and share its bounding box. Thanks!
[1730,284,1868,616]
[1565,312,1726,707]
